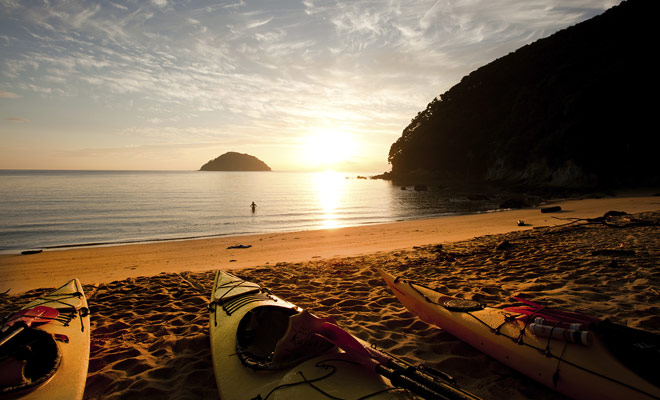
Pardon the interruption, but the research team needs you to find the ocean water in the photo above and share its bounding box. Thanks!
[0,170,503,253]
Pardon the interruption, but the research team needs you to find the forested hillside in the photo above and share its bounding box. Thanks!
[386,0,657,189]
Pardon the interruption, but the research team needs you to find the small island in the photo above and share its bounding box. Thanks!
[200,152,271,171]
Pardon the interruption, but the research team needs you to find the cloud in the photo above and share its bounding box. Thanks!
[0,90,20,98]
[1,1,614,107]
[151,0,168,8]
[0,0,620,170]
[7,117,29,123]
[245,17,273,29]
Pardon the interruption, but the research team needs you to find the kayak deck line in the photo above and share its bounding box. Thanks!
[33,293,89,334]
[258,357,381,399]
[209,291,276,319]
[404,277,658,397]
[208,273,277,325]
[22,282,90,335]
[379,269,660,400]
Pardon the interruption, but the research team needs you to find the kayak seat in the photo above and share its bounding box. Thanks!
[0,327,62,396]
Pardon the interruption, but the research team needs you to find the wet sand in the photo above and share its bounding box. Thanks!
[2,194,659,295]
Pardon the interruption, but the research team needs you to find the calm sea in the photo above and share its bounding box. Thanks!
[0,170,503,253]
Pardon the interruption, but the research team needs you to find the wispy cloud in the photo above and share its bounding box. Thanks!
[246,17,273,29]
[151,0,168,8]
[0,90,20,98]
[7,117,28,123]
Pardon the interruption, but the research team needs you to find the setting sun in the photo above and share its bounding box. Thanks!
[303,128,357,170]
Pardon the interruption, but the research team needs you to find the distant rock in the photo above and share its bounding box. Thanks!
[200,152,271,171]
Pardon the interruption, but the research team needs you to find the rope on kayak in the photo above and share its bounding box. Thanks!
[255,358,407,400]
[357,387,410,399]
[26,292,88,333]
[552,341,569,388]
[256,359,340,399]
[403,279,660,400]
[215,280,260,303]
[31,291,83,307]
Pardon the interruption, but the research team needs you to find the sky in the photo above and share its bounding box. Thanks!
[0,0,620,172]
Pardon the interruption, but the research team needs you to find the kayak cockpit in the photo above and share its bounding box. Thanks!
[236,306,335,371]
[0,327,61,396]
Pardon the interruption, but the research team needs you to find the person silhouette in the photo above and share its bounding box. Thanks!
[250,202,257,213]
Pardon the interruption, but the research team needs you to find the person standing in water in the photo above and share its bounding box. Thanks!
[250,202,257,213]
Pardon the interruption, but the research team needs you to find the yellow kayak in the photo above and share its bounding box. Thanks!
[208,270,481,400]
[379,269,660,400]
[0,279,91,400]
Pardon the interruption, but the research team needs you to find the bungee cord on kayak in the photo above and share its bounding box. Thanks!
[25,291,90,333]
[258,358,411,400]
[383,270,660,400]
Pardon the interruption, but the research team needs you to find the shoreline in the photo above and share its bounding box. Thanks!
[2,216,432,255]
[0,203,658,399]
[2,179,655,256]
[1,193,659,295]
[2,210,516,255]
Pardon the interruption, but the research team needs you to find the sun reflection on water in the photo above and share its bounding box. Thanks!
[314,171,345,229]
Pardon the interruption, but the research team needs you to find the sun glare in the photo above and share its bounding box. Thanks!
[303,128,356,170]
[314,170,345,229]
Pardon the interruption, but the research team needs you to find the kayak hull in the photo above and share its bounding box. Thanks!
[209,270,415,399]
[1,279,91,400]
[379,269,660,400]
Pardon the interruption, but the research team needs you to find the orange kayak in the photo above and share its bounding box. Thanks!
[379,269,660,400]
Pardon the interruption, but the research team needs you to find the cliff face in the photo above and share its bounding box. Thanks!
[200,152,271,171]
[387,0,658,189]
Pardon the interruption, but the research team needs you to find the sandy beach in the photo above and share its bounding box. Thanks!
[2,193,660,295]
[1,193,659,399]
